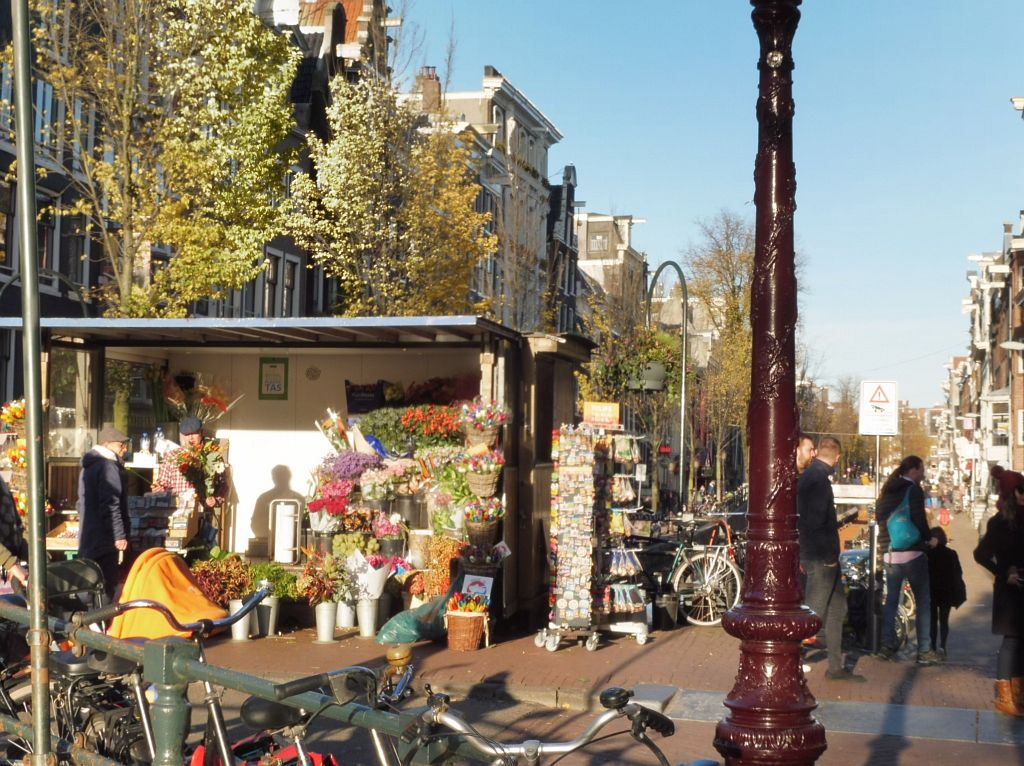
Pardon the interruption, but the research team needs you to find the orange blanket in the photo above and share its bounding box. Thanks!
[108,548,228,639]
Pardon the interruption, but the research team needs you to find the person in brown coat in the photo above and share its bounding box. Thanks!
[974,474,1024,717]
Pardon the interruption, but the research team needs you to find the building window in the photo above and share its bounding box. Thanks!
[0,63,12,135]
[36,195,56,272]
[589,233,608,253]
[282,258,298,316]
[58,213,85,285]
[262,252,279,316]
[33,79,59,156]
[0,184,11,271]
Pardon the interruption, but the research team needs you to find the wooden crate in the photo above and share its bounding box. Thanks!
[46,520,80,551]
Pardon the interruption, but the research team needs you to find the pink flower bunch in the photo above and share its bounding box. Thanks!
[308,479,355,516]
[372,512,406,540]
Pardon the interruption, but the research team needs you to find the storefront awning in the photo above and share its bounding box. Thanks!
[0,315,521,349]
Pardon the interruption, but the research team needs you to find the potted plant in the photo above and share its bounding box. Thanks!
[296,551,349,643]
[191,550,254,641]
[250,561,298,637]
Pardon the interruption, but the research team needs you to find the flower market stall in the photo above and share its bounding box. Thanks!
[0,316,594,630]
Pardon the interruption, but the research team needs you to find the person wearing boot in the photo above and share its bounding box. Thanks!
[974,470,1024,716]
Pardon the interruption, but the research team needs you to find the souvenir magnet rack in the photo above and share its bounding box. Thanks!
[594,433,650,647]
[536,426,650,652]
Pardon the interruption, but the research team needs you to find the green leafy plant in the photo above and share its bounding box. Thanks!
[296,553,351,607]
[250,561,299,600]
[191,553,253,607]
[357,407,409,454]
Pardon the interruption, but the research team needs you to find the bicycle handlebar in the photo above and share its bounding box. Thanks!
[73,586,272,638]
[402,687,675,764]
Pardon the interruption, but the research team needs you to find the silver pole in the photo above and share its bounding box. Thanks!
[11,0,54,761]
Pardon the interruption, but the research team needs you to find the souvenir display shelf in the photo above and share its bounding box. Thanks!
[535,425,650,653]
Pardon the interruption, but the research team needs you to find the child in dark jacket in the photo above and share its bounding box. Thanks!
[927,526,967,658]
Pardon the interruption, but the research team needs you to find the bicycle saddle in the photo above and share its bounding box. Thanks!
[240,696,308,730]
[87,640,146,676]
[50,648,96,677]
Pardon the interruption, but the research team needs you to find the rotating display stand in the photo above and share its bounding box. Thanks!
[536,425,650,653]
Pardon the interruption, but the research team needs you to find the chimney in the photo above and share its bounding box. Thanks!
[417,66,441,114]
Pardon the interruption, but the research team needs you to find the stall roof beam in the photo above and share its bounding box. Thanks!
[0,316,521,348]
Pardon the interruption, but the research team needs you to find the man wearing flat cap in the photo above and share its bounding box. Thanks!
[152,417,227,541]
[77,426,130,598]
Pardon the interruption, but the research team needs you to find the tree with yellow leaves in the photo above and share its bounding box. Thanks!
[14,0,300,317]
[288,77,495,316]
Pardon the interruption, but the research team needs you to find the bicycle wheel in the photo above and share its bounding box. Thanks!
[671,550,742,626]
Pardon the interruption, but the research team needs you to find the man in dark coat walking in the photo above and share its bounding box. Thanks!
[798,436,863,681]
[77,427,130,598]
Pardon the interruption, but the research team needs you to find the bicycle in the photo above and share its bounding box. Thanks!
[272,666,720,766]
[629,516,744,627]
[68,585,332,766]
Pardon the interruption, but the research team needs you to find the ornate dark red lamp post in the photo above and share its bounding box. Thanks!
[713,2,826,764]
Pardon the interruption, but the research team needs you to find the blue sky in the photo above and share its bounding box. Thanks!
[409,1,1024,407]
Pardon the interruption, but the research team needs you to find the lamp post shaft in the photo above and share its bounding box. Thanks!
[714,2,826,765]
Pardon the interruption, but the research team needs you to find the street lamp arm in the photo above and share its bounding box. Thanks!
[645,260,689,507]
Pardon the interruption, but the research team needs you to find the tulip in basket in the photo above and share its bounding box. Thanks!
[445,592,490,651]
[459,399,508,448]
[463,497,504,548]
[460,450,504,498]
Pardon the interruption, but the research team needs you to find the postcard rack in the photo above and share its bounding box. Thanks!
[536,426,650,653]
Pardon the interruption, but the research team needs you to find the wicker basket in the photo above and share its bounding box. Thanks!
[446,611,486,651]
[461,558,500,577]
[464,425,499,449]
[465,520,500,548]
[466,471,500,498]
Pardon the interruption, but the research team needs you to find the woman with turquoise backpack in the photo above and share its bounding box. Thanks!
[873,455,941,665]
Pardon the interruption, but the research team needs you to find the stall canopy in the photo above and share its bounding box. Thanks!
[0,315,521,349]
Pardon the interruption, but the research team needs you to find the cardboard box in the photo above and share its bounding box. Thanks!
[46,520,80,551]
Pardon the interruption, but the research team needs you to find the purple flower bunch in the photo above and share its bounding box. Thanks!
[319,450,381,483]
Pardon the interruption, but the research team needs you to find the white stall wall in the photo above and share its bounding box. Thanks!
[165,349,479,552]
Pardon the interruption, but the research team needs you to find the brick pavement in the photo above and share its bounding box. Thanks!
[204,507,1024,763]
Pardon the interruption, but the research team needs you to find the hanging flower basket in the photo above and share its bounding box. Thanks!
[464,424,500,449]
[466,471,500,498]
[465,520,500,548]
[446,611,487,652]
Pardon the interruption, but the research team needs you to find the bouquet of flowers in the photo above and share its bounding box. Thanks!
[464,497,504,523]
[174,440,226,498]
[315,409,349,453]
[164,372,243,426]
[318,450,380,483]
[6,438,25,470]
[0,399,25,431]
[346,550,390,600]
[385,458,423,496]
[372,512,406,541]
[459,399,508,432]
[459,450,505,476]
[307,478,355,532]
[359,467,393,501]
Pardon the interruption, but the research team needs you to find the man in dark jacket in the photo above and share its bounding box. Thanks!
[77,427,130,598]
[798,436,863,681]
